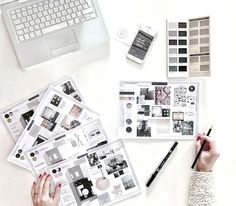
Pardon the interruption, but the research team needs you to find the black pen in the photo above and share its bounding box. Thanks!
[146,141,178,187]
[191,126,213,169]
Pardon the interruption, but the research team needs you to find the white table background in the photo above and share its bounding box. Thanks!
[0,0,236,205]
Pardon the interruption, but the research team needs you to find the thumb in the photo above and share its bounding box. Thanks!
[53,183,61,204]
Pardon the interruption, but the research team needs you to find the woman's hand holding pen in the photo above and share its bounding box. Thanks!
[196,133,220,172]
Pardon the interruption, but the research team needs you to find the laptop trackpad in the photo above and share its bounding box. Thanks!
[46,30,79,57]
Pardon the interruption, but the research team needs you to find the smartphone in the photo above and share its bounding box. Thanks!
[126,25,156,64]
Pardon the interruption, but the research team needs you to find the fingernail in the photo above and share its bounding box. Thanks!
[33,181,36,185]
[39,174,42,178]
[43,172,47,176]
[58,183,62,188]
[47,174,51,178]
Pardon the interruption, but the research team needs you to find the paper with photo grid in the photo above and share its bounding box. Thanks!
[1,76,84,142]
[25,119,110,176]
[119,81,199,139]
[45,140,140,206]
[8,87,98,170]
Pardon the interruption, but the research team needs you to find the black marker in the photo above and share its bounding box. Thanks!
[191,126,213,169]
[146,141,178,187]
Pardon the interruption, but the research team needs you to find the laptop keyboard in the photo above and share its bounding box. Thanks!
[8,0,97,43]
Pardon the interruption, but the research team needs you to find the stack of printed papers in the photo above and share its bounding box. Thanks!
[1,76,140,206]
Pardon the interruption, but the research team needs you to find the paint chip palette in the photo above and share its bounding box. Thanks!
[167,16,210,77]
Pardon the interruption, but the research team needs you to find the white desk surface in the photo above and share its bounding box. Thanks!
[0,0,236,205]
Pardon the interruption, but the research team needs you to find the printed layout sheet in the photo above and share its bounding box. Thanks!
[119,81,199,139]
[25,119,109,176]
[8,87,98,169]
[47,140,140,206]
[1,76,84,142]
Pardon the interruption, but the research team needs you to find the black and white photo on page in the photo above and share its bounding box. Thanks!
[0,76,84,142]
[46,140,140,206]
[7,86,98,170]
[24,119,110,176]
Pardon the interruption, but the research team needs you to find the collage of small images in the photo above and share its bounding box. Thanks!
[8,87,98,170]
[167,16,210,77]
[119,81,199,139]
[48,140,140,206]
[1,77,83,142]
[3,76,141,206]
[25,119,109,174]
[40,99,84,132]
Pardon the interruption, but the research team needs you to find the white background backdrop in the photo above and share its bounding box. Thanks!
[0,0,236,205]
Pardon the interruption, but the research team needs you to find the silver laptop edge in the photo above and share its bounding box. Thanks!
[1,0,109,69]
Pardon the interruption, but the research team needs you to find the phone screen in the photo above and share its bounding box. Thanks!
[128,30,154,61]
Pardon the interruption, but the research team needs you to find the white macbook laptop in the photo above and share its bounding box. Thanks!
[0,0,109,69]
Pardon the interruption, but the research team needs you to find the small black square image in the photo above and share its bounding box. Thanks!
[178,22,187,28]
[179,48,187,54]
[179,66,187,72]
[73,178,94,201]
[21,109,34,125]
[137,120,151,137]
[32,135,47,147]
[169,39,177,45]
[162,109,170,117]
[61,81,75,95]
[119,170,124,175]
[50,95,62,107]
[87,153,100,167]
[73,94,82,102]
[179,40,187,45]
[178,31,187,36]
[179,57,187,63]
[114,172,120,178]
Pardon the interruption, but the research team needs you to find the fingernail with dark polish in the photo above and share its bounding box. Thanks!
[39,174,42,178]
[58,183,62,188]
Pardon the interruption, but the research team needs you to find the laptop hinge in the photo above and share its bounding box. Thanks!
[0,0,29,6]
[0,0,14,6]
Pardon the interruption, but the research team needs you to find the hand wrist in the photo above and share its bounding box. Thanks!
[196,164,213,172]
